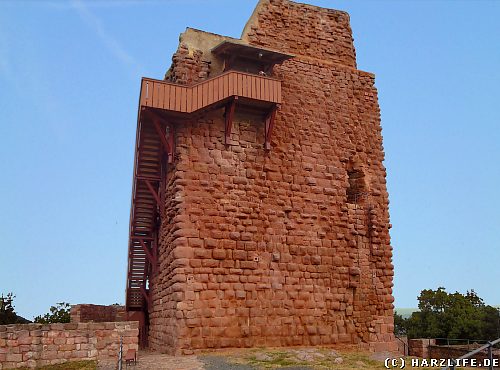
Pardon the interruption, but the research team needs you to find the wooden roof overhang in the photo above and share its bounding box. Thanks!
[211,40,294,70]
[125,70,286,312]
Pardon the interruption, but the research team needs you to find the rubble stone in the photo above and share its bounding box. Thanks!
[147,0,395,355]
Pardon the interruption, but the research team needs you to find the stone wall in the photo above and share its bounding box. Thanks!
[395,336,408,356]
[409,339,436,358]
[70,304,126,323]
[428,345,500,362]
[165,42,211,85]
[148,0,395,354]
[242,0,357,68]
[0,322,138,369]
[409,339,500,362]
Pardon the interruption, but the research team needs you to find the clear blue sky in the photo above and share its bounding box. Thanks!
[1,0,499,320]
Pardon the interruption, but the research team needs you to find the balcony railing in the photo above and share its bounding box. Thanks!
[140,70,281,113]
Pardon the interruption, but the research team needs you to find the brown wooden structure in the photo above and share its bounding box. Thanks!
[126,45,293,346]
[141,71,282,113]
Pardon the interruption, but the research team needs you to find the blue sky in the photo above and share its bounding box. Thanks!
[1,0,498,320]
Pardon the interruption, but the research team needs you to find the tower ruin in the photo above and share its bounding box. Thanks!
[125,0,396,354]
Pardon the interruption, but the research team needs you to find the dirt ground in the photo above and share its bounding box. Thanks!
[96,347,416,370]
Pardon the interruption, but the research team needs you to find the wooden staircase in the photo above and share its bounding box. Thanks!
[126,70,282,312]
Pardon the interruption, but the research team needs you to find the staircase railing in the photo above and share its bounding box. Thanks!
[117,335,123,370]
[441,337,500,370]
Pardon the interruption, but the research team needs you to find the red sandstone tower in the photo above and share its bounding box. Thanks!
[125,0,396,354]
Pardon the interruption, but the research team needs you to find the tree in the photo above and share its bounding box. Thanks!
[394,312,408,336]
[34,302,71,324]
[0,293,30,324]
[401,287,500,340]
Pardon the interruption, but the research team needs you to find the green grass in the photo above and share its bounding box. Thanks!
[17,360,97,370]
[247,351,301,367]
[229,348,391,369]
[225,348,473,369]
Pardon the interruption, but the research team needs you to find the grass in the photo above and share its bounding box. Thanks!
[17,360,97,370]
[226,347,474,369]
[229,348,389,369]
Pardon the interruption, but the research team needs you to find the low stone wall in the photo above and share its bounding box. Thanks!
[70,304,126,323]
[395,336,408,356]
[408,339,436,358]
[409,339,500,362]
[0,321,138,369]
[428,345,500,362]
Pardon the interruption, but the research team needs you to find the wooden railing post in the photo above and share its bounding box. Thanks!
[487,342,493,370]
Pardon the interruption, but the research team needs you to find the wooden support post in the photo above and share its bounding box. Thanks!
[224,97,237,146]
[138,239,157,274]
[223,55,237,72]
[144,179,161,208]
[140,285,151,307]
[152,234,158,263]
[167,124,174,163]
[152,118,174,164]
[265,104,279,150]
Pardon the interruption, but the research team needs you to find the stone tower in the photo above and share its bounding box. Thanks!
[126,0,395,354]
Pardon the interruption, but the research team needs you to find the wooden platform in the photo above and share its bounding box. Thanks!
[126,71,282,312]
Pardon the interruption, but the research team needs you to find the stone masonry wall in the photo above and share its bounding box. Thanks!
[242,0,357,68]
[148,169,185,351]
[148,0,395,354]
[165,42,211,85]
[409,339,500,362]
[428,345,500,362]
[409,339,436,358]
[70,304,126,323]
[0,322,138,369]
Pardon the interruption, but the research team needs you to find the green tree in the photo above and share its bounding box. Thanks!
[34,302,71,324]
[481,306,500,339]
[394,313,408,336]
[0,293,30,324]
[404,287,500,340]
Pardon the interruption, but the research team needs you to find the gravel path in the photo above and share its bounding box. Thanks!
[200,355,256,370]
[97,347,360,369]
[97,351,204,370]
[199,355,315,370]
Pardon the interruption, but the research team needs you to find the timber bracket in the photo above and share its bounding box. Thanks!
[140,285,152,307]
[265,104,279,150]
[138,238,158,275]
[148,111,175,164]
[224,96,238,146]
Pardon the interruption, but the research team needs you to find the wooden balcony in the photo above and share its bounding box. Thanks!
[126,71,282,313]
[139,70,281,113]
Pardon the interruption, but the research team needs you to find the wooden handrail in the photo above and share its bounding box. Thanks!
[441,337,500,369]
[140,70,281,113]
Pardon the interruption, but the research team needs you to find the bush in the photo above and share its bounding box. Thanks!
[34,302,71,324]
[399,287,500,340]
[0,293,30,324]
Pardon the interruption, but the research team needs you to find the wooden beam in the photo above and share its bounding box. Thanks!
[144,179,161,208]
[146,110,175,163]
[223,54,237,72]
[138,239,157,272]
[140,285,151,307]
[224,97,237,146]
[152,119,170,152]
[265,104,279,150]
[136,175,161,182]
[131,236,155,241]
[151,119,174,164]
[167,124,174,164]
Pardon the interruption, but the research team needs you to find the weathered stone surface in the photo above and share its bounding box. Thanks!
[0,322,138,368]
[70,304,126,323]
[147,0,395,355]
